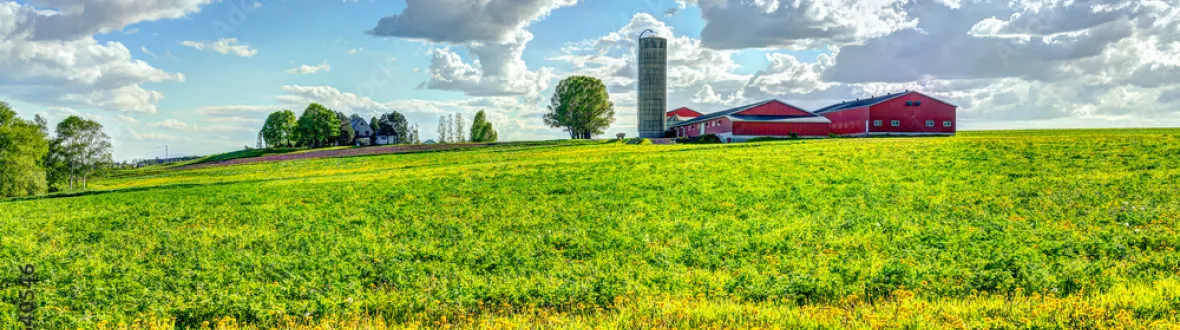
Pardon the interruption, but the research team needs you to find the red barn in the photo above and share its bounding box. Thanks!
[670,100,830,142]
[666,107,703,128]
[814,91,958,137]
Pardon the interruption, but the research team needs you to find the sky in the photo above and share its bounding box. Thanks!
[2,0,1179,161]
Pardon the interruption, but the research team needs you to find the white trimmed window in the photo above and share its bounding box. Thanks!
[926,120,935,127]
[873,120,882,126]
[944,121,953,127]
[891,120,900,127]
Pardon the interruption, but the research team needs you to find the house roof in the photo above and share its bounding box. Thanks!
[667,107,703,118]
[813,91,959,114]
[671,99,823,127]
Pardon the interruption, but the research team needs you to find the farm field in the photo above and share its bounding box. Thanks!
[2,129,1180,329]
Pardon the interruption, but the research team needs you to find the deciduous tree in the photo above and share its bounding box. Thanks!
[260,110,297,148]
[0,101,50,197]
[470,110,498,143]
[295,103,340,148]
[544,76,615,139]
[53,115,112,190]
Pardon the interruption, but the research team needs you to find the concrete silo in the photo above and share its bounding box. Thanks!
[637,30,668,138]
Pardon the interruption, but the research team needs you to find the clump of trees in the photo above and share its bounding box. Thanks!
[437,111,500,144]
[0,101,113,197]
[257,103,421,148]
[544,76,615,139]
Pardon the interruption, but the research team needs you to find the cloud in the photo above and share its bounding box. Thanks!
[149,119,194,130]
[22,0,215,41]
[0,1,187,114]
[366,0,577,43]
[195,105,284,116]
[678,0,919,49]
[180,38,258,57]
[348,48,362,55]
[140,46,157,57]
[421,30,556,97]
[286,61,331,74]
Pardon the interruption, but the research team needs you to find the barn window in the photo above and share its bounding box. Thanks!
[915,101,922,106]
[891,120,900,127]
[906,101,913,106]
[873,120,882,127]
[926,120,935,127]
[944,121,953,127]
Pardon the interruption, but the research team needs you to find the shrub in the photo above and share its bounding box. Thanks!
[790,132,799,139]
[829,133,839,138]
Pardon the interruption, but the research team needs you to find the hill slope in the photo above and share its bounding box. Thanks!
[4,130,1180,329]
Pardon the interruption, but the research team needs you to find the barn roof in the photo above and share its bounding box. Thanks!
[813,91,959,114]
[672,99,822,127]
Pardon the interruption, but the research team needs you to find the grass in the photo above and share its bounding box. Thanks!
[2,129,1179,329]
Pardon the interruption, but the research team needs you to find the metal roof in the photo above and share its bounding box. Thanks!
[812,91,959,114]
[671,99,779,127]
[812,92,908,114]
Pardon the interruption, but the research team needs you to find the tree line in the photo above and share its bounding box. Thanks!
[436,110,499,144]
[1,101,113,197]
[257,103,421,148]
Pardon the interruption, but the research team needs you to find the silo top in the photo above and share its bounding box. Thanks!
[639,36,666,49]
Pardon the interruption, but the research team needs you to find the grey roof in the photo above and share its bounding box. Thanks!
[812,92,908,114]
[812,91,959,114]
[350,117,372,135]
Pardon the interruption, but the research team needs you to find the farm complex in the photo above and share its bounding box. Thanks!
[668,91,959,142]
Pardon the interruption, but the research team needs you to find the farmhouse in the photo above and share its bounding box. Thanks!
[351,117,373,145]
[815,90,958,137]
[670,99,832,142]
[668,91,958,142]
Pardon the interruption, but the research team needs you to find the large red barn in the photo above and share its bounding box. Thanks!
[814,91,958,136]
[670,100,831,142]
[666,107,703,128]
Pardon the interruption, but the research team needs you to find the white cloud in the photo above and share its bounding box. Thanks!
[0,1,187,114]
[22,0,215,41]
[366,0,578,43]
[348,48,362,55]
[421,30,556,97]
[140,46,157,57]
[680,0,919,49]
[194,105,284,116]
[286,61,331,74]
[149,119,194,130]
[180,38,258,57]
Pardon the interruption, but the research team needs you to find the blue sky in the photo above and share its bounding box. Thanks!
[2,0,1179,160]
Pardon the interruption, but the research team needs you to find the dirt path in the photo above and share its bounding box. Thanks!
[175,144,490,171]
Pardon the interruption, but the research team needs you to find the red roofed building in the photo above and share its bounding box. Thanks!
[666,107,703,128]
[815,91,958,137]
[669,100,831,142]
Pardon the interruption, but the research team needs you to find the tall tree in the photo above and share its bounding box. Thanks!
[53,116,112,190]
[470,110,498,143]
[335,111,355,146]
[376,112,409,144]
[437,115,450,143]
[260,110,297,148]
[410,124,421,144]
[0,101,50,197]
[544,76,615,139]
[453,113,466,143]
[295,103,340,148]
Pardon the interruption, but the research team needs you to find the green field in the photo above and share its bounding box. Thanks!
[3,129,1179,329]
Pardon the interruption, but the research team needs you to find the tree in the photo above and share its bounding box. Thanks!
[470,110,498,143]
[544,76,615,139]
[0,101,50,197]
[375,112,409,144]
[260,110,297,148]
[437,115,450,143]
[410,124,421,144]
[295,103,340,148]
[335,111,355,146]
[53,116,112,190]
[453,113,466,143]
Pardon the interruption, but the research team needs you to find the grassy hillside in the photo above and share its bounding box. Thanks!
[3,129,1179,329]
